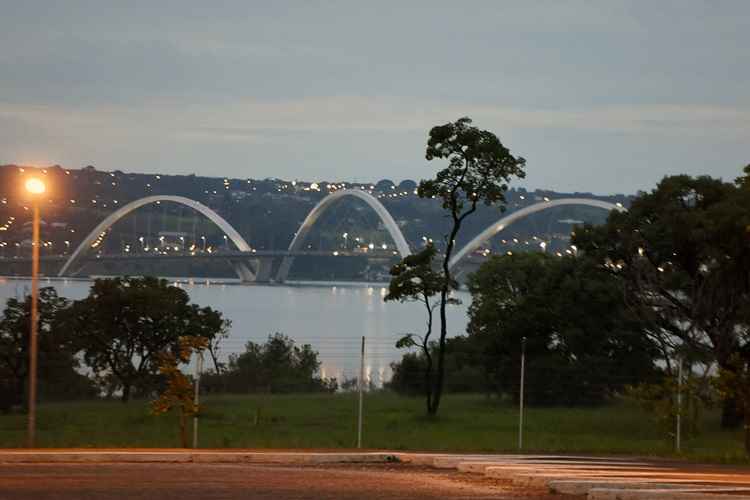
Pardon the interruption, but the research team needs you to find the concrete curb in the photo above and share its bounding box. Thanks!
[587,487,750,500]
[548,479,707,496]
[0,451,400,465]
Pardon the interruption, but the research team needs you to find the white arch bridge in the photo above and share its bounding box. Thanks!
[56,191,624,283]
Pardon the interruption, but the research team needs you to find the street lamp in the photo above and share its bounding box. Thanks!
[24,176,45,448]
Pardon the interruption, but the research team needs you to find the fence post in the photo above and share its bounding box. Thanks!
[193,352,204,449]
[676,357,682,453]
[357,336,365,449]
[518,336,526,451]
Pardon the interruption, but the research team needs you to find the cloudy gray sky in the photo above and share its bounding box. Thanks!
[1,1,747,194]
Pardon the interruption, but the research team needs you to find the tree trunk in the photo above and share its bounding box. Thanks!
[120,383,132,403]
[431,215,464,416]
[722,395,743,429]
[717,352,743,429]
[430,215,464,416]
[423,305,435,415]
[424,351,434,415]
[429,320,447,416]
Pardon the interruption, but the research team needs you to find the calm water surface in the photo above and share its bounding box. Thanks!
[0,277,469,383]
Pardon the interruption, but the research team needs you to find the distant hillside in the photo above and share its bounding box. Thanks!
[0,164,631,279]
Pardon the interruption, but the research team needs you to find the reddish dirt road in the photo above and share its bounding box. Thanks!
[0,463,563,499]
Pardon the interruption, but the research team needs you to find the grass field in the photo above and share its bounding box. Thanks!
[0,392,746,462]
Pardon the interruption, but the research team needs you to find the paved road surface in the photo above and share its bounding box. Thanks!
[0,463,561,500]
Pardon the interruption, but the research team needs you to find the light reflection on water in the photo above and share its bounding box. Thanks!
[0,277,469,383]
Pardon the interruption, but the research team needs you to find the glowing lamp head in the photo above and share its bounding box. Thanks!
[25,178,46,195]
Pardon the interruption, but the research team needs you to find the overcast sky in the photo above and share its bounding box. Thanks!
[1,1,747,194]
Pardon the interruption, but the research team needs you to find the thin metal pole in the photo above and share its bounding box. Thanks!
[193,352,203,449]
[676,358,682,453]
[518,336,526,451]
[357,336,365,449]
[27,203,40,448]
[133,211,137,252]
[192,215,197,249]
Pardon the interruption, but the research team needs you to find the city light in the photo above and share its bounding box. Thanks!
[25,178,46,195]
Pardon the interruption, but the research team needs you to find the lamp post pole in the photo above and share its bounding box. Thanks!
[27,201,40,448]
[518,336,526,451]
[357,336,365,449]
[25,177,46,448]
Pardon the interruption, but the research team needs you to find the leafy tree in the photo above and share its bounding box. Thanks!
[375,179,396,192]
[151,335,208,448]
[189,304,231,374]
[203,333,337,394]
[0,288,93,410]
[573,171,750,426]
[59,277,229,402]
[466,253,659,405]
[397,179,417,193]
[416,117,526,415]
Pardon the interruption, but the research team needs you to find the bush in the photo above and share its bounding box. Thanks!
[387,338,486,396]
[202,333,337,394]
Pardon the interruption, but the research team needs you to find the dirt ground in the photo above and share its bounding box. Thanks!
[0,462,566,500]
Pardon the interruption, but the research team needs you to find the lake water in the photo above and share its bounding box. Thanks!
[0,277,470,384]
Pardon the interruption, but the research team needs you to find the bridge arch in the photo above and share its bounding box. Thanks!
[448,198,625,272]
[58,195,253,279]
[276,189,411,282]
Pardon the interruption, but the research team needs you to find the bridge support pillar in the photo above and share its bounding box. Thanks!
[232,262,257,283]
[254,259,274,283]
[276,257,294,283]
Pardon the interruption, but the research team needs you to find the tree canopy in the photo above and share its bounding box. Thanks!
[573,170,750,424]
[59,276,229,402]
[0,288,94,410]
[467,253,659,405]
